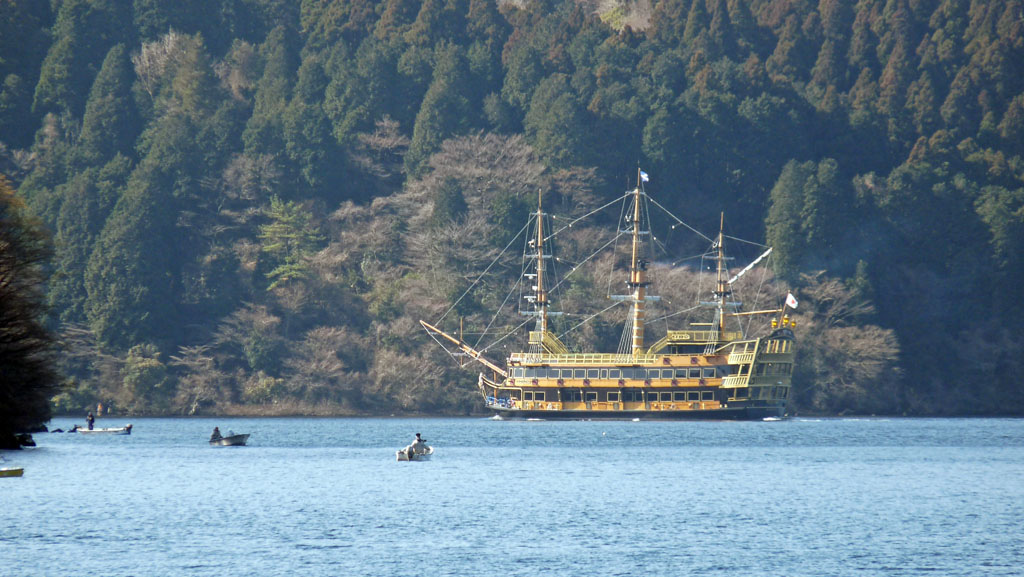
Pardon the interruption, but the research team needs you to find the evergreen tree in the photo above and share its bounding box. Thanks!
[119,343,170,411]
[810,39,842,97]
[49,156,132,325]
[0,0,49,147]
[847,1,880,71]
[404,43,472,176]
[430,176,468,228]
[404,0,449,47]
[167,35,220,122]
[242,26,298,157]
[283,55,342,196]
[323,37,403,146]
[998,93,1024,154]
[974,185,1024,320]
[766,160,812,279]
[32,0,132,117]
[683,0,709,45]
[904,69,938,136]
[375,0,420,40]
[523,73,585,169]
[75,44,139,167]
[466,0,511,101]
[649,0,691,46]
[258,196,324,290]
[501,33,546,114]
[300,0,377,51]
[84,163,180,351]
[0,74,34,148]
[799,158,855,271]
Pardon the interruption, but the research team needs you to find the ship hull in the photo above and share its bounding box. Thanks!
[488,405,784,421]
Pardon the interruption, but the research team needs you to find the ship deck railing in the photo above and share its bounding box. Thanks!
[722,375,791,388]
[509,352,659,365]
[727,351,757,364]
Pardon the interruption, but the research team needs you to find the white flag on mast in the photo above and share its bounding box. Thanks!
[785,293,798,309]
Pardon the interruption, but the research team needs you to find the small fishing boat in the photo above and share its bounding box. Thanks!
[396,445,433,461]
[0,467,24,478]
[210,433,250,446]
[77,424,132,435]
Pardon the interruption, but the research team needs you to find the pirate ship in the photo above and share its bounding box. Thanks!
[421,173,796,420]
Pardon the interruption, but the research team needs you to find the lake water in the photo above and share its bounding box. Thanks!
[3,417,1023,576]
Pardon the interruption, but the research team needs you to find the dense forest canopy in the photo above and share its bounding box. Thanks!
[1,0,1022,417]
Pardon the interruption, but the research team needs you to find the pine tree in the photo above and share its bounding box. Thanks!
[258,196,324,290]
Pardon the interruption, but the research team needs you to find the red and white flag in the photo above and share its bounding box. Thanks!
[785,293,798,309]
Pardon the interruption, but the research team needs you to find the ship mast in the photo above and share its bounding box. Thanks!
[629,176,648,356]
[522,190,567,356]
[534,189,549,334]
[714,213,731,335]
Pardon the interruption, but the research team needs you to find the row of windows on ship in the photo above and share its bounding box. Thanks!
[509,364,793,381]
[510,386,788,403]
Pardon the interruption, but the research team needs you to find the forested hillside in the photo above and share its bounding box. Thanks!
[1,0,1022,416]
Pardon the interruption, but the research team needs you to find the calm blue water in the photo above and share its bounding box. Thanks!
[3,417,1023,576]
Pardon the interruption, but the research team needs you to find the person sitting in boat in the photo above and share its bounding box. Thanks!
[86,412,95,431]
[210,427,222,442]
[410,433,427,454]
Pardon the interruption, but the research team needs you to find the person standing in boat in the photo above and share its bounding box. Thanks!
[85,412,95,430]
[211,427,222,442]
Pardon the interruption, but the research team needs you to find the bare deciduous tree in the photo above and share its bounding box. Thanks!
[284,326,367,405]
[352,116,410,180]
[133,30,188,100]
[213,41,259,102]
[793,272,902,414]
[169,344,230,415]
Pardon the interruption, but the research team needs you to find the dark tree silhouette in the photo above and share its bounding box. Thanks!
[0,175,60,448]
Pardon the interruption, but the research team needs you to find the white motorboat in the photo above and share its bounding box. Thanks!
[77,424,133,435]
[396,445,433,461]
